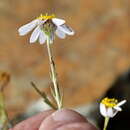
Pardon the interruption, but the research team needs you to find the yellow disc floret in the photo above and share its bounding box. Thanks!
[101,97,118,107]
[37,13,55,20]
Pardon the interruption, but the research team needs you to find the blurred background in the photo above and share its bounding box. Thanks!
[0,0,129,121]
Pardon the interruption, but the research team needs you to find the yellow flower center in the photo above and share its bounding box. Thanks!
[37,14,55,20]
[101,97,118,107]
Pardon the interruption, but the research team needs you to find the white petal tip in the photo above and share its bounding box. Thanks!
[18,19,38,36]
[18,29,25,36]
[69,31,75,35]
[52,18,65,26]
[29,41,35,44]
[39,42,45,44]
[114,106,122,111]
[58,24,75,36]
[117,100,127,107]
[122,100,127,103]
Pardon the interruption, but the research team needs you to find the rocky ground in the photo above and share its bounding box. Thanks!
[0,0,129,119]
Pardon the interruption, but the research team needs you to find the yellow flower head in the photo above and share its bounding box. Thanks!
[100,97,126,118]
[37,13,55,20]
[101,97,118,108]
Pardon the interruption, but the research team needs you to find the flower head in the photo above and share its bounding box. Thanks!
[100,97,126,118]
[37,13,55,20]
[18,13,74,44]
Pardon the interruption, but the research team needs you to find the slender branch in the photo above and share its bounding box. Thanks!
[31,82,57,110]
[46,36,62,109]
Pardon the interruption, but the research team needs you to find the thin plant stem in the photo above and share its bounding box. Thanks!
[103,117,110,130]
[31,82,57,110]
[0,72,11,130]
[46,36,62,109]
[0,92,9,130]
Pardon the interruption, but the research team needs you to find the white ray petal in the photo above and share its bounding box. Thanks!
[52,18,65,26]
[100,104,107,117]
[56,28,66,39]
[107,108,114,117]
[116,100,126,107]
[39,31,46,44]
[114,106,122,111]
[30,26,40,43]
[58,24,74,35]
[18,19,38,36]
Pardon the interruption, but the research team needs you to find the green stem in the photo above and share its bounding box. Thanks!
[46,36,62,109]
[103,117,110,130]
[0,92,9,130]
[31,82,57,110]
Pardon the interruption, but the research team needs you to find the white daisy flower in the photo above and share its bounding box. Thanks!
[18,14,74,44]
[100,97,126,118]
